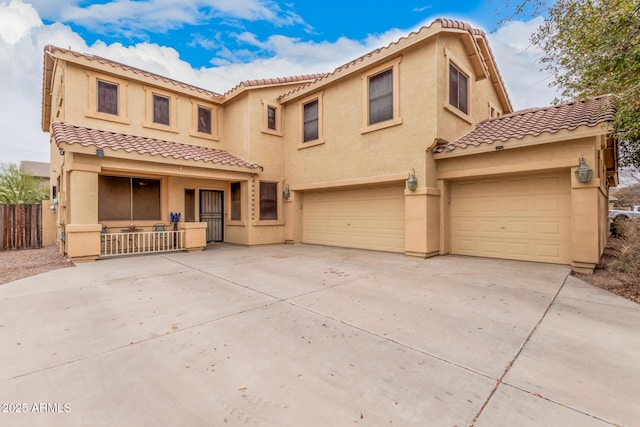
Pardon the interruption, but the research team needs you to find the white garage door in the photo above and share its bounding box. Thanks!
[450,172,571,264]
[303,185,405,253]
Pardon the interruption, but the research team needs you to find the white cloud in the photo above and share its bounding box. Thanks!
[0,0,41,44]
[487,17,558,110]
[0,1,560,166]
[27,0,306,36]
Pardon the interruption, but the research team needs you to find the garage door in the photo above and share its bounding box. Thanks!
[303,185,405,253]
[450,172,571,264]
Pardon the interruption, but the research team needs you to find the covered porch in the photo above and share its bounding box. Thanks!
[49,122,262,261]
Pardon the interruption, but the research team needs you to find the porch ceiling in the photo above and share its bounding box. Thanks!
[51,122,262,172]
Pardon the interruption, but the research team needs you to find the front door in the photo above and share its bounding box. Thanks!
[200,190,223,242]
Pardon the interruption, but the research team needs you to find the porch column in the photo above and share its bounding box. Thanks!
[65,169,100,261]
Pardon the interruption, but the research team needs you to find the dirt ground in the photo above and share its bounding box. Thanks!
[1,242,638,305]
[573,237,640,305]
[0,245,74,285]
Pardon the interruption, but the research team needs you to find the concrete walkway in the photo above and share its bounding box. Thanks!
[0,244,638,426]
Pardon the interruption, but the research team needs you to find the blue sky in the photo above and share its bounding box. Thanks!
[0,0,555,164]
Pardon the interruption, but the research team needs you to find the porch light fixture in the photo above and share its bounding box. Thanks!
[59,147,65,156]
[575,156,593,183]
[96,148,104,158]
[283,184,291,200]
[407,168,418,192]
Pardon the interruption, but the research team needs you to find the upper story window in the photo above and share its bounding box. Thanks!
[144,86,178,133]
[97,80,118,115]
[368,69,393,125]
[361,57,402,134]
[197,106,212,134]
[86,71,129,124]
[449,63,468,115]
[153,94,170,125]
[261,100,282,136]
[303,99,319,142]
[267,106,277,130]
[190,100,219,141]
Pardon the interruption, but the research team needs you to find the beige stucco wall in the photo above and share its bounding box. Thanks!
[435,133,611,272]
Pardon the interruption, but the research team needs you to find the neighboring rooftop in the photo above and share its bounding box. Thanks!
[434,95,616,154]
[19,161,50,179]
[51,122,262,171]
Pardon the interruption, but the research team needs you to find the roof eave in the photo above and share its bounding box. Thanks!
[433,125,612,159]
[41,46,55,132]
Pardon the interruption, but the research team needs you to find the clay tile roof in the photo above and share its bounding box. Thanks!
[45,46,223,99]
[278,18,493,102]
[224,73,328,97]
[433,95,616,154]
[51,122,261,170]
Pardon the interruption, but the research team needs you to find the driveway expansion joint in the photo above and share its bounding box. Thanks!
[468,272,595,427]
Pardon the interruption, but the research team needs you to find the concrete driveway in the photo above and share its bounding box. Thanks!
[1,244,638,426]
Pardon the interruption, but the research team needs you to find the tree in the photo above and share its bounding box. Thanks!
[530,0,640,166]
[0,163,49,204]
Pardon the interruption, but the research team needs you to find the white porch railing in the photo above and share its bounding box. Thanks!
[100,230,185,257]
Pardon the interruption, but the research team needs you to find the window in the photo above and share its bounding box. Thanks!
[144,87,177,132]
[97,80,118,115]
[303,99,319,142]
[86,71,129,124]
[259,181,278,220]
[190,100,219,140]
[153,94,170,125]
[261,100,282,136]
[197,106,212,134]
[230,182,241,221]
[267,106,277,130]
[184,189,195,222]
[98,175,161,221]
[368,69,393,125]
[449,64,468,115]
[361,57,402,134]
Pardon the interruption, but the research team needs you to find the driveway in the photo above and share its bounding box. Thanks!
[0,244,638,426]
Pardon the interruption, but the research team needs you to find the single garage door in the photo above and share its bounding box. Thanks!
[303,185,405,253]
[450,171,571,264]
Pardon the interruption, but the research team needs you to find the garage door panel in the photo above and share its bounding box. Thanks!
[303,185,405,253]
[451,172,571,264]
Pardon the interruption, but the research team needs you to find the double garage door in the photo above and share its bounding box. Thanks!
[450,172,571,264]
[302,185,405,253]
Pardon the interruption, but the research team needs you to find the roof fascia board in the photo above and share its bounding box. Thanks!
[48,48,223,104]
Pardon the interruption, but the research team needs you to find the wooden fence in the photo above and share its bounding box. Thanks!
[0,204,42,251]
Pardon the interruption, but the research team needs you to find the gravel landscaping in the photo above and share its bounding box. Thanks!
[0,245,74,285]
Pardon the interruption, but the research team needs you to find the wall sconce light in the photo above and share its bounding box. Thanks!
[96,148,105,158]
[59,147,65,156]
[407,168,418,192]
[283,184,291,200]
[575,156,593,183]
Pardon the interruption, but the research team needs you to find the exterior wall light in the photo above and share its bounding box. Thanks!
[59,147,65,156]
[96,148,105,158]
[283,184,291,200]
[575,156,593,183]
[407,168,418,192]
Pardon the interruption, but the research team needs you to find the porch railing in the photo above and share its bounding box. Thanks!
[100,230,185,257]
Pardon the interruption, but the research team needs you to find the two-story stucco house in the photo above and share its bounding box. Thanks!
[41,19,618,273]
